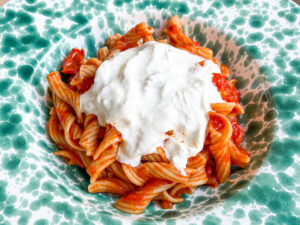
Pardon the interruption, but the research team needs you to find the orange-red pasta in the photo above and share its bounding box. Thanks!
[86,144,118,184]
[208,112,232,183]
[211,102,236,116]
[47,71,83,123]
[93,124,122,160]
[164,15,198,47]
[54,150,84,168]
[47,15,250,214]
[70,123,82,140]
[114,179,174,214]
[228,141,250,168]
[143,35,155,43]
[70,63,98,93]
[97,47,110,61]
[52,94,84,151]
[154,190,184,203]
[220,64,230,77]
[75,150,92,168]
[106,33,122,49]
[115,22,154,51]
[79,114,101,156]
[48,112,69,148]
[88,178,135,195]
[107,161,131,183]
[141,153,164,162]
[122,163,149,186]
[141,162,191,183]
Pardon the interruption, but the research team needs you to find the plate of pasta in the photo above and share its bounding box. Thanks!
[0,0,299,225]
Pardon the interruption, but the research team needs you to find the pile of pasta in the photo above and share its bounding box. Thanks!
[47,15,250,214]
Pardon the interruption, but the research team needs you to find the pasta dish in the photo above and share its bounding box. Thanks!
[47,16,250,214]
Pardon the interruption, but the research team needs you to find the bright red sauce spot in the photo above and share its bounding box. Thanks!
[212,73,239,103]
[209,113,225,131]
[229,116,245,146]
[62,48,85,75]
[77,77,95,94]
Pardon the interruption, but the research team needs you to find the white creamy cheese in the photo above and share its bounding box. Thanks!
[80,41,224,174]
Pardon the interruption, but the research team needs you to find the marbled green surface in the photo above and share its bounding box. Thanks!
[0,0,299,224]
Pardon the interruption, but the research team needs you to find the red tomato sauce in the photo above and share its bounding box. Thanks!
[209,113,225,131]
[212,73,239,103]
[62,48,85,76]
[229,116,245,146]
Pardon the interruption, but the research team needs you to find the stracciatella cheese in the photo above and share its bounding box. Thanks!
[80,42,224,174]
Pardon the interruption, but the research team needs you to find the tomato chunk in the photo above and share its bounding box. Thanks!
[212,73,239,103]
[229,116,245,146]
[62,48,85,75]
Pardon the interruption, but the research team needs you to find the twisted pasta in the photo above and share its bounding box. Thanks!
[106,33,122,49]
[86,144,118,184]
[141,162,191,183]
[107,161,131,183]
[115,22,154,51]
[48,111,69,148]
[208,112,232,183]
[122,163,149,186]
[79,115,101,156]
[88,178,135,195]
[114,179,174,214]
[47,15,250,214]
[93,124,122,160]
[97,47,110,61]
[52,94,84,151]
[47,71,83,123]
[54,150,84,168]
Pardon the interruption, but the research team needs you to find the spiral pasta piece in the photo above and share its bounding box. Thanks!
[107,161,131,183]
[141,153,164,162]
[143,35,154,43]
[187,149,209,169]
[88,178,135,195]
[86,144,118,184]
[116,22,154,51]
[93,124,122,160]
[86,58,102,67]
[114,179,174,214]
[122,164,149,186]
[154,190,184,203]
[52,94,84,151]
[48,112,69,148]
[97,47,110,61]
[47,71,82,123]
[79,115,101,156]
[164,15,197,47]
[211,102,236,116]
[70,63,98,93]
[208,112,232,183]
[69,123,82,140]
[106,33,122,49]
[75,150,92,168]
[54,150,84,168]
[142,162,190,183]
[228,141,250,168]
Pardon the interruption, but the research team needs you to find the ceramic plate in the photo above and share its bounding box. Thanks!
[0,0,299,224]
